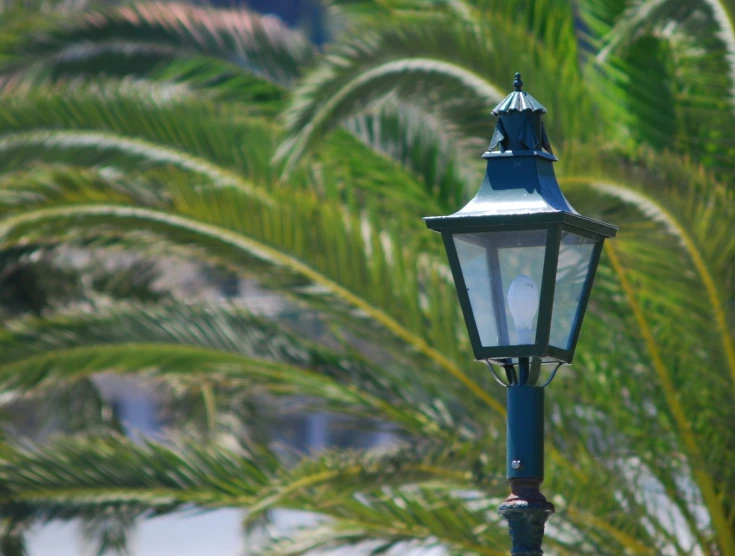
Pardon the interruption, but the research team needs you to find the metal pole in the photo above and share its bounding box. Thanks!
[499,363,554,554]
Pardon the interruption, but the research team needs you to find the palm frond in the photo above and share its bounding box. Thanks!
[1,4,733,551]
[0,151,502,420]
[0,302,454,439]
[0,3,315,88]
[0,0,94,15]
[244,442,504,521]
[257,489,507,556]
[596,0,735,78]
[0,423,655,553]
[0,131,275,205]
[0,435,511,555]
[79,508,135,556]
[146,56,287,105]
[342,101,482,209]
[0,515,29,556]
[605,243,731,553]
[0,87,448,362]
[0,435,280,515]
[275,17,594,172]
[466,0,581,68]
[0,81,279,185]
[554,144,735,552]
[0,83,440,215]
[323,0,461,22]
[582,0,735,174]
[563,144,735,388]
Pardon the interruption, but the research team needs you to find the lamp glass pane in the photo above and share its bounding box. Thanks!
[550,232,598,350]
[453,229,547,347]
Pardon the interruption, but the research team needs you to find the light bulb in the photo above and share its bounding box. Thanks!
[507,274,539,343]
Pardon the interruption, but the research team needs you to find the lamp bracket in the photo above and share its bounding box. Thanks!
[485,360,564,388]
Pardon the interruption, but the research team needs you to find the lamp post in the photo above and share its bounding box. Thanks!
[424,73,617,555]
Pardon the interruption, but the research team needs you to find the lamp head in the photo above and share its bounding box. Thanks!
[424,73,617,364]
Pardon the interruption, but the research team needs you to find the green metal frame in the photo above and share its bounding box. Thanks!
[565,239,604,360]
[426,211,618,237]
[535,225,560,351]
[434,214,614,363]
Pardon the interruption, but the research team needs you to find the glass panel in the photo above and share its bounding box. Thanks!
[453,236,497,346]
[453,229,547,347]
[549,232,598,350]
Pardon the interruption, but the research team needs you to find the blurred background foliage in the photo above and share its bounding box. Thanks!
[0,0,732,554]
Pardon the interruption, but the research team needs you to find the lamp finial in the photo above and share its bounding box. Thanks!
[513,72,523,91]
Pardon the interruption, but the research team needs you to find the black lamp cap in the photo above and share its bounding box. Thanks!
[491,73,547,116]
[487,73,552,155]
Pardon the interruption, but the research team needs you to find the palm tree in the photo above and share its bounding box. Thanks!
[0,1,732,555]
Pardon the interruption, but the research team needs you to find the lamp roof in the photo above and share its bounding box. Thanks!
[424,72,617,239]
[491,73,547,115]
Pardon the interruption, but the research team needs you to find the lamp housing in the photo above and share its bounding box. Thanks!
[424,74,617,364]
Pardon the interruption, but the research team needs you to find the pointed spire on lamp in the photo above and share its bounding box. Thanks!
[487,72,553,155]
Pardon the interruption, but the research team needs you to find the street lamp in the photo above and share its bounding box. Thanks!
[424,73,617,555]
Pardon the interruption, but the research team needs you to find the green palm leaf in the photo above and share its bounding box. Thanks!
[0,130,273,203]
[275,17,595,172]
[595,0,735,87]
[553,146,735,552]
[277,7,599,173]
[0,134,500,418]
[0,1,733,552]
[0,302,453,438]
[0,201,500,414]
[343,101,483,208]
[0,3,315,88]
[0,84,444,214]
[0,82,279,182]
[79,508,135,556]
[0,436,509,554]
[0,435,280,513]
[581,0,735,173]
[2,100,731,552]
